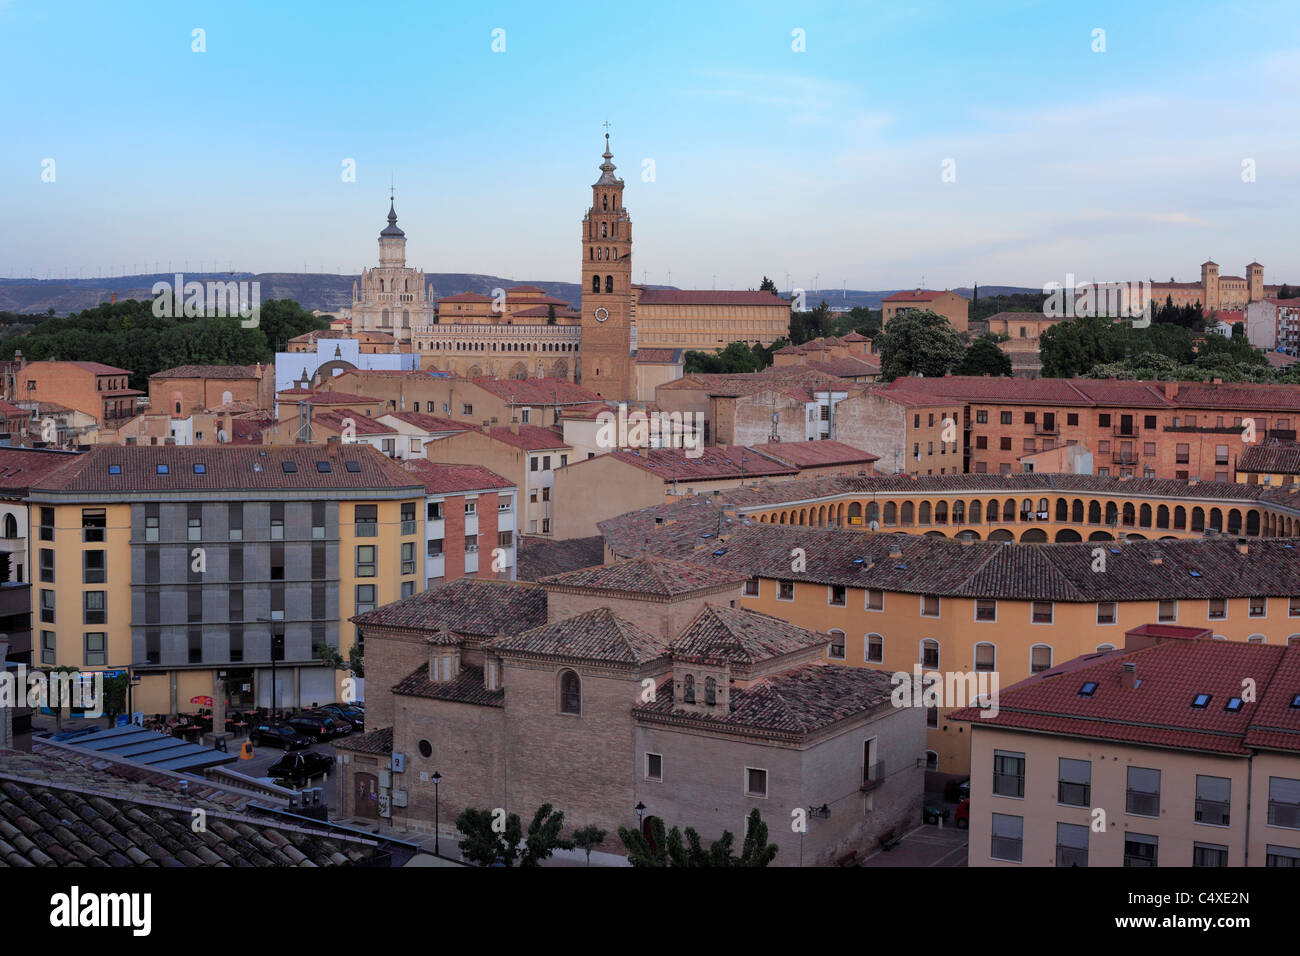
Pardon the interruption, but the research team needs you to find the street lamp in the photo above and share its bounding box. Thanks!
[635,801,646,834]
[257,619,286,718]
[431,771,442,857]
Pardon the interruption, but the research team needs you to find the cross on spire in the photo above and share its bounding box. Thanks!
[602,120,612,134]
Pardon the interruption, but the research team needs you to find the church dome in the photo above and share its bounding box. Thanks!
[380,200,405,238]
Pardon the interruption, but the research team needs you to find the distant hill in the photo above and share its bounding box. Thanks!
[0,274,1043,318]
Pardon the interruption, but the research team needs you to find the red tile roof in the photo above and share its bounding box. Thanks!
[487,606,668,665]
[304,409,396,435]
[0,447,83,492]
[635,289,789,307]
[950,639,1300,756]
[486,425,570,451]
[438,293,494,303]
[380,411,470,433]
[1238,441,1300,475]
[467,377,603,406]
[748,440,879,469]
[277,389,378,405]
[634,348,682,364]
[539,557,749,597]
[151,365,262,380]
[607,446,796,481]
[350,577,546,636]
[403,460,514,495]
[882,289,963,303]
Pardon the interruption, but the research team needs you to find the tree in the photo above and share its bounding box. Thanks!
[759,276,778,294]
[571,824,608,866]
[519,803,574,867]
[875,309,965,381]
[789,299,833,345]
[1038,315,1126,377]
[955,336,1012,377]
[684,340,768,374]
[456,807,523,866]
[737,808,779,866]
[618,811,777,867]
[347,644,364,678]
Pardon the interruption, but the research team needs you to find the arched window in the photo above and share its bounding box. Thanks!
[601,222,608,237]
[605,275,614,293]
[596,247,603,260]
[683,673,696,704]
[592,275,600,293]
[828,629,846,659]
[1,514,15,539]
[974,642,996,672]
[602,195,608,211]
[704,676,717,705]
[560,669,582,714]
[589,248,594,260]
[920,638,939,669]
[611,248,617,260]
[1030,644,1053,673]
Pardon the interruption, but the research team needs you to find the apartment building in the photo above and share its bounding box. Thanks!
[25,445,424,716]
[881,289,969,333]
[14,360,142,427]
[1237,441,1300,487]
[402,460,516,585]
[952,627,1300,867]
[422,424,571,536]
[1246,298,1300,353]
[834,389,964,475]
[376,411,469,458]
[148,364,275,416]
[600,501,1300,776]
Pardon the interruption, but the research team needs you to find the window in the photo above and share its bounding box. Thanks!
[975,599,996,622]
[1208,598,1227,620]
[778,580,794,601]
[645,753,663,781]
[1098,414,1111,428]
[1000,411,1012,425]
[81,508,106,542]
[866,589,883,611]
[428,501,444,521]
[1123,833,1158,867]
[828,585,846,606]
[355,584,376,614]
[84,590,106,625]
[745,767,768,798]
[921,595,940,617]
[683,673,695,703]
[921,639,939,669]
[39,548,53,583]
[999,437,1011,451]
[354,504,378,537]
[497,530,513,549]
[827,630,846,660]
[187,507,202,541]
[40,631,55,665]
[1176,443,1190,464]
[1058,758,1091,806]
[461,403,473,416]
[401,541,415,575]
[1031,602,1053,624]
[1067,413,1078,426]
[229,503,243,540]
[1195,775,1231,827]
[530,457,539,472]
[465,534,478,553]
[1290,597,1300,618]
[744,577,759,597]
[84,633,107,667]
[976,410,988,424]
[83,550,106,584]
[401,502,416,535]
[1126,767,1161,817]
[560,669,582,714]
[401,580,415,599]
[427,539,443,557]
[865,633,883,663]
[1193,843,1228,867]
[993,750,1025,798]
[976,436,988,450]
[498,497,512,513]
[1157,600,1176,623]
[1267,845,1300,867]
[1097,602,1117,625]
[1249,596,1266,618]
[990,813,1023,863]
[974,642,996,673]
[1268,777,1300,829]
[1030,644,1052,673]
[145,515,159,542]
[1056,823,1089,868]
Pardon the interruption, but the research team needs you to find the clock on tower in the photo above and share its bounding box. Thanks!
[579,131,634,402]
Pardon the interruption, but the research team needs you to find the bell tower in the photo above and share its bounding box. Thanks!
[579,131,634,401]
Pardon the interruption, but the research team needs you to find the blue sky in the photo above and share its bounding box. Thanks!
[2,0,1297,292]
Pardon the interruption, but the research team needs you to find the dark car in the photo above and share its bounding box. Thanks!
[268,750,335,784]
[249,721,311,750]
[315,703,364,731]
[287,713,347,742]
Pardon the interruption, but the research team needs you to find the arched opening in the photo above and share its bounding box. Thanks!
[848,502,863,524]
[591,275,600,292]
[1122,503,1136,527]
[1088,501,1101,524]
[1126,533,1147,540]
[988,529,1014,542]
[1105,502,1118,526]
[559,669,582,715]
[1156,505,1169,529]
[883,502,897,526]
[1227,509,1242,535]
[952,500,965,525]
[900,501,914,525]
[1174,506,1187,530]
[1002,500,1016,522]
[1088,530,1114,541]
[1139,504,1152,528]
[924,530,946,537]
[1247,510,1261,536]
[1072,499,1084,523]
[1055,499,1068,522]
[970,500,983,524]
[1054,528,1082,542]
[935,501,948,525]
[1191,507,1205,532]
[1209,508,1223,533]
[605,275,614,293]
[1021,528,1048,543]
[918,501,932,525]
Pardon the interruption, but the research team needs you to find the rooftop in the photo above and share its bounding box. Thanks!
[539,556,749,598]
[403,460,514,495]
[350,577,547,637]
[486,606,668,665]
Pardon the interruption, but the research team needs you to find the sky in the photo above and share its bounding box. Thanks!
[2,0,1298,293]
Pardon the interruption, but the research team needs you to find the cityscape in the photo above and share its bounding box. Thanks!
[1,0,1294,935]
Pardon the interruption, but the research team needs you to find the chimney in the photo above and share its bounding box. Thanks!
[1163,382,1179,400]
[509,421,520,435]
[1237,540,1249,555]
[1120,661,1137,690]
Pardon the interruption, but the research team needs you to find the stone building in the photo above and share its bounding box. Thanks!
[341,557,924,865]
[350,196,436,346]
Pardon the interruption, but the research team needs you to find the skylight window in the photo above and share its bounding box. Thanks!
[316,461,331,473]
[156,464,169,475]
[281,461,298,473]
[1192,693,1211,709]
[1290,694,1300,709]
[345,461,361,473]
[1079,681,1098,697]
[193,463,206,474]
[1224,697,1244,712]
[713,548,727,556]
[1189,570,1202,577]
[108,464,122,475]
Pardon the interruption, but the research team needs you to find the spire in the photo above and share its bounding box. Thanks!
[381,187,405,238]
[595,130,621,186]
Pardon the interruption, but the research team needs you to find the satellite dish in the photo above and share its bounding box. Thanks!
[868,520,879,531]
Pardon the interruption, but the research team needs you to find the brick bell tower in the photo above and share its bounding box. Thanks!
[579,132,634,401]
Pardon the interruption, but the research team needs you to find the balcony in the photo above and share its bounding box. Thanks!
[1112,424,1140,438]
[1111,451,1139,465]
[1268,801,1300,829]
[1055,846,1088,868]
[1267,429,1298,442]
[860,759,886,792]
[1126,790,1160,817]
[1033,421,1060,436]
[1058,781,1090,806]
[1194,799,1230,827]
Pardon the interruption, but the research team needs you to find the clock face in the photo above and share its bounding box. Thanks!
[594,307,610,322]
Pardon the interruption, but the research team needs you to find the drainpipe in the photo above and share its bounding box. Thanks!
[1243,753,1253,867]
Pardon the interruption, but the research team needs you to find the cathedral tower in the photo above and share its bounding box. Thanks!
[352,192,434,346]
[579,133,634,401]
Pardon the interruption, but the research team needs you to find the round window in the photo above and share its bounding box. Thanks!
[418,740,432,758]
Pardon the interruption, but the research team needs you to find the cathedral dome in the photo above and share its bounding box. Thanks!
[380,200,405,238]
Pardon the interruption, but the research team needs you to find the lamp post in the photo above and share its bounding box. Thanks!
[431,771,442,857]
[635,801,646,834]
[257,619,285,718]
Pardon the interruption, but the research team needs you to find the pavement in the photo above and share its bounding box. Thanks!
[858,792,968,867]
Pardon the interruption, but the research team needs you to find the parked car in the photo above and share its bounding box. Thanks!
[268,751,335,784]
[287,713,347,742]
[249,721,311,750]
[315,703,364,731]
[954,798,970,830]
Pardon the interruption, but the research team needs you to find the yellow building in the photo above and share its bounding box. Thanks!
[27,444,424,716]
[881,289,969,333]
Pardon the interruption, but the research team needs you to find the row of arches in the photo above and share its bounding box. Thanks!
[753,495,1272,538]
[589,246,619,260]
[416,340,578,352]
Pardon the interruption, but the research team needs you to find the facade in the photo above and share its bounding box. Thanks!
[1145,260,1282,314]
[401,460,517,586]
[274,338,420,396]
[342,558,924,864]
[1237,441,1300,487]
[952,628,1300,867]
[1246,297,1300,353]
[350,198,436,346]
[631,288,791,350]
[579,134,636,402]
[147,364,275,416]
[13,361,142,427]
[881,289,969,333]
[25,445,425,716]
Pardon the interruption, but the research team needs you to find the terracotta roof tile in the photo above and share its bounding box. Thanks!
[539,557,748,597]
[350,577,546,636]
[486,606,668,664]
[403,460,514,495]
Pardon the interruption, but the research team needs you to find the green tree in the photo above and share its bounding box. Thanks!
[683,340,768,374]
[955,335,1012,376]
[1038,315,1126,377]
[347,644,364,678]
[789,299,833,345]
[571,824,608,866]
[758,276,778,294]
[737,808,779,866]
[456,807,523,866]
[876,309,965,381]
[618,811,777,867]
[546,304,556,325]
[519,803,574,867]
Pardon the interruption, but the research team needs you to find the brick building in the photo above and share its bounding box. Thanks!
[341,558,924,865]
[148,364,275,416]
[13,361,142,427]
[881,289,969,333]
[401,460,517,586]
